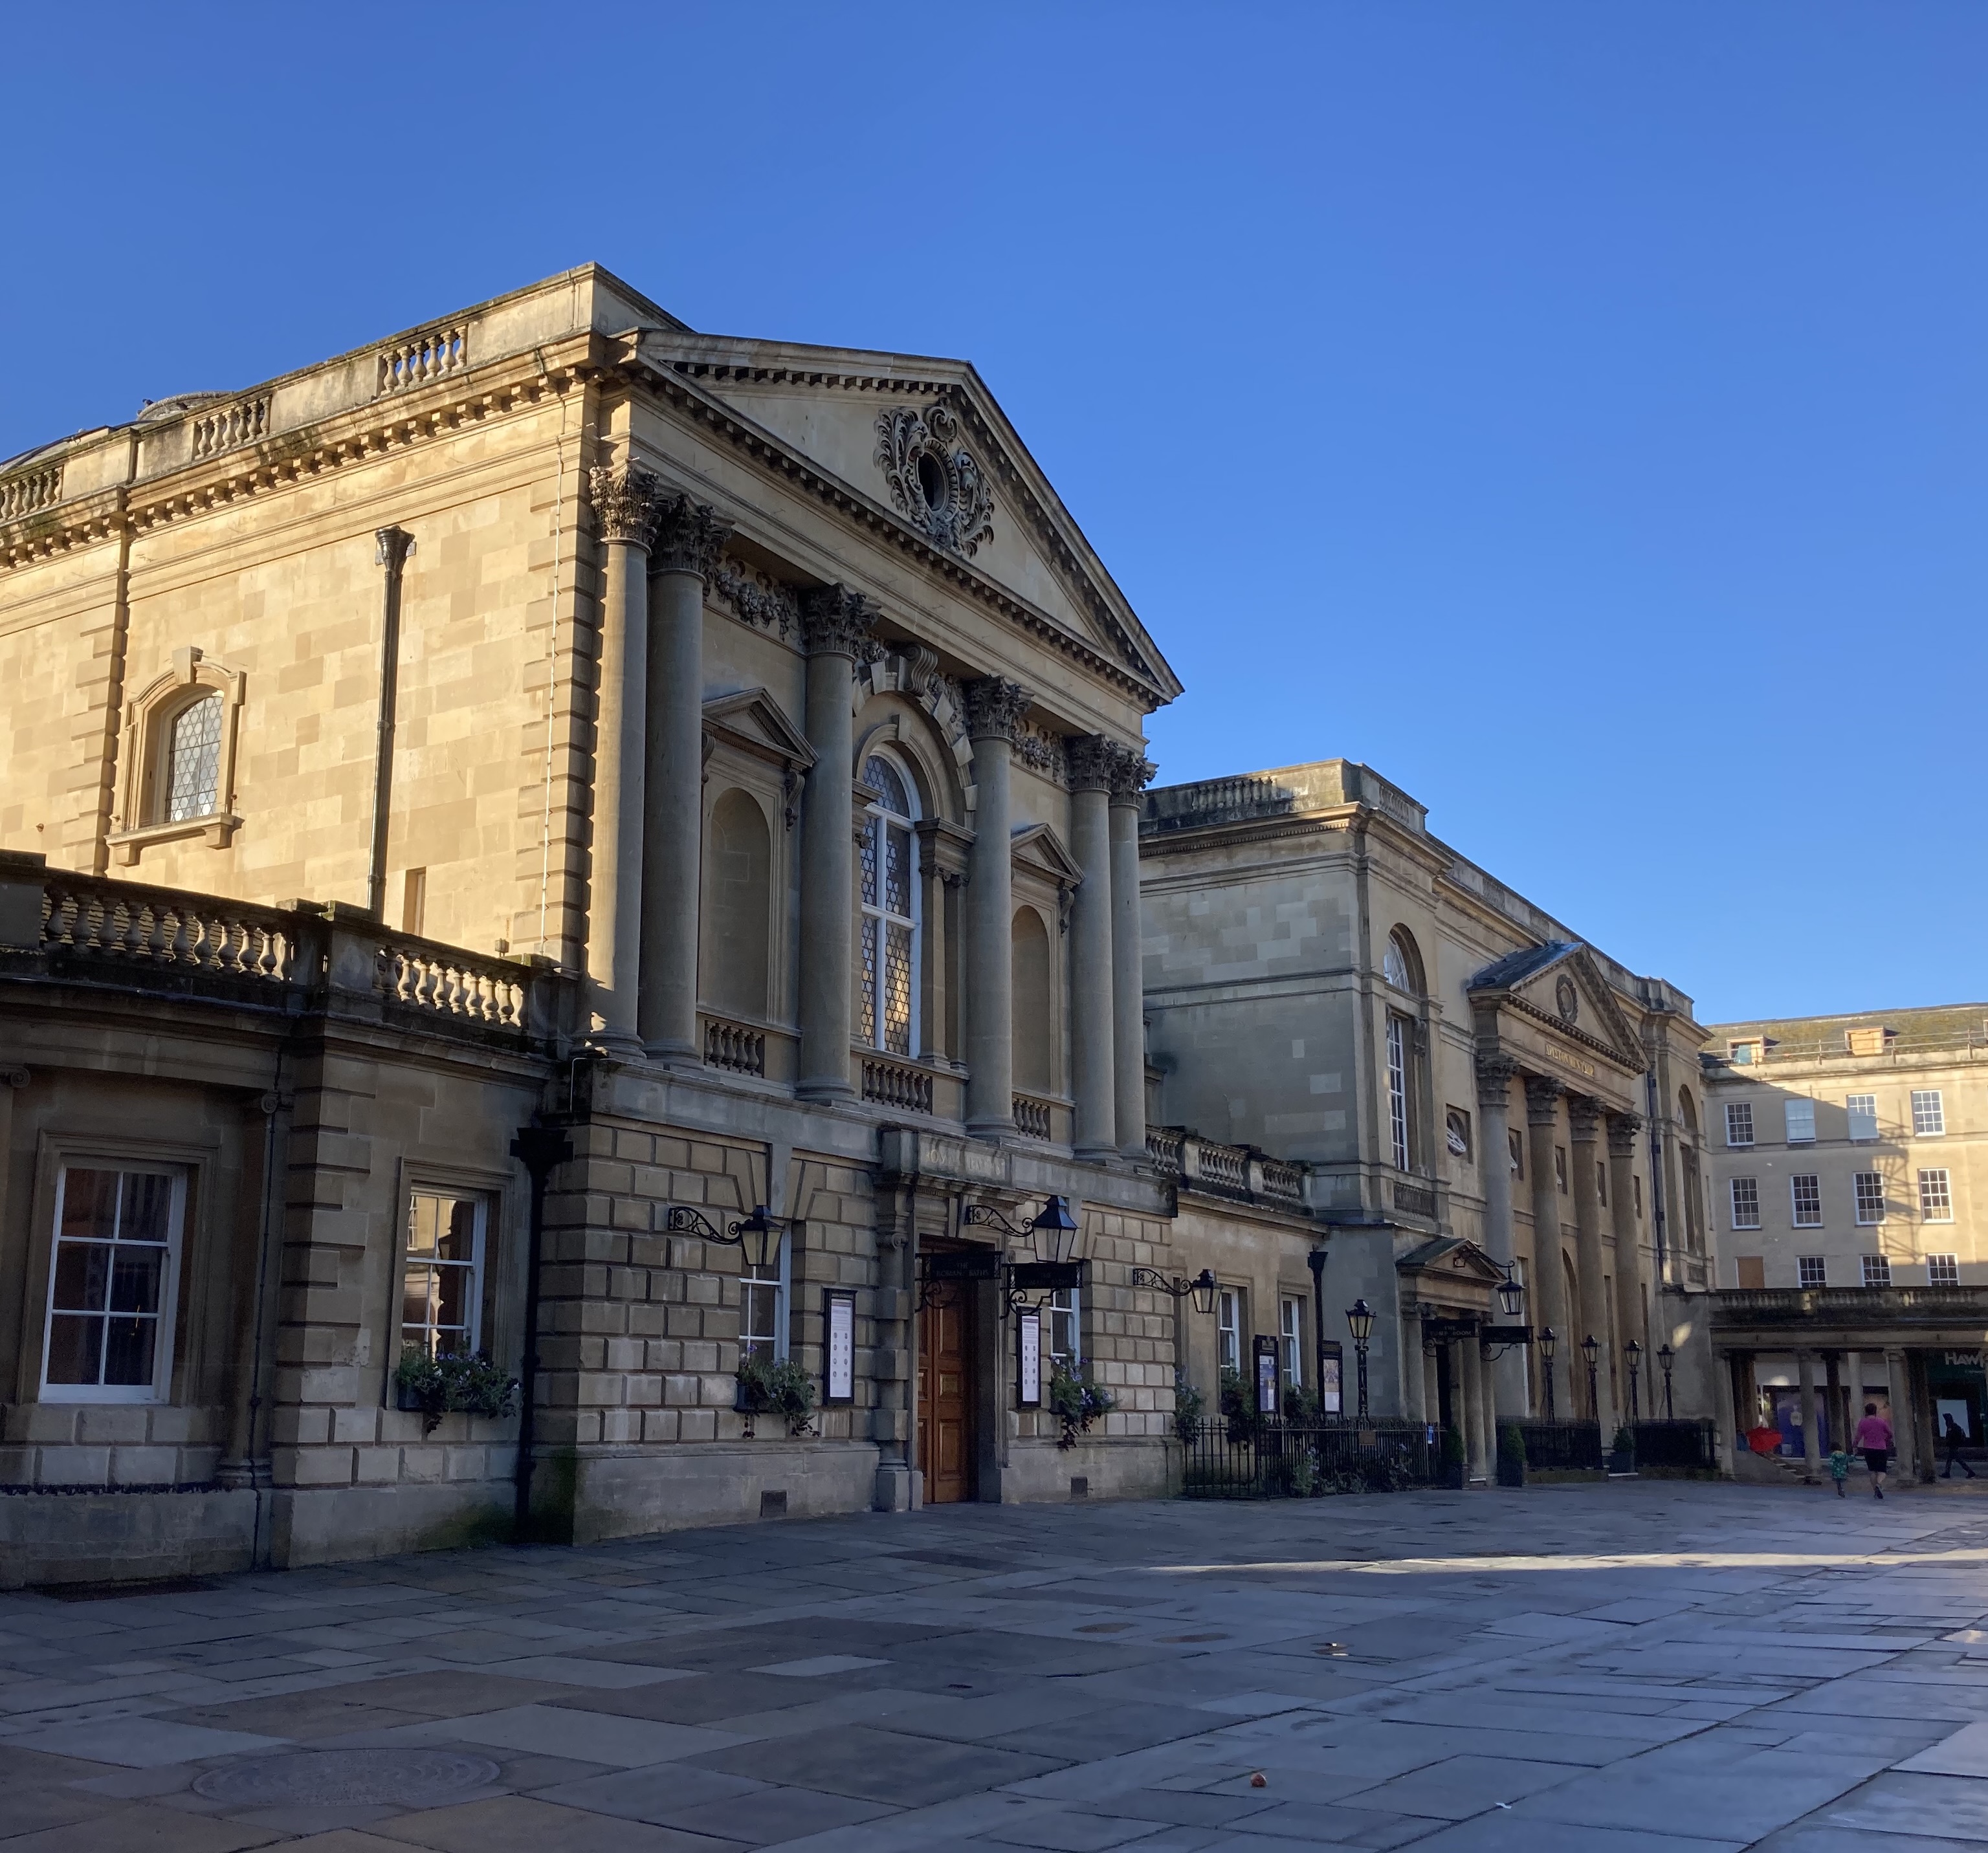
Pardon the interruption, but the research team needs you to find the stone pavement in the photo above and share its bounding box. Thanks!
[8,1482,1988,1850]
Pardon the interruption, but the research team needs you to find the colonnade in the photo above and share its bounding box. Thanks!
[585,465,1150,1149]
[1474,1055,1649,1429]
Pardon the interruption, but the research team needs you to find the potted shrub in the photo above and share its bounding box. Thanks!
[393,1347,518,1437]
[1049,1363,1115,1450]
[1173,1371,1206,1444]
[1609,1423,1637,1475]
[734,1354,816,1438]
[1440,1424,1468,1489]
[1497,1421,1527,1488]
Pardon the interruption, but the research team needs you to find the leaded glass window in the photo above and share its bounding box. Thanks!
[166,693,224,821]
[859,752,919,1057]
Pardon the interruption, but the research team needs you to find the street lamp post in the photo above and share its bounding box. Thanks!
[1538,1327,1558,1421]
[1345,1298,1375,1421]
[1657,1343,1675,1420]
[1625,1339,1642,1423]
[1582,1334,1600,1423]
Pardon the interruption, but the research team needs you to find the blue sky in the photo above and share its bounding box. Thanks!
[6,6,1983,1024]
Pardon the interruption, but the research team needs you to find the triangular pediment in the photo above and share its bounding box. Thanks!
[1397,1235,1507,1286]
[630,329,1179,703]
[703,687,814,771]
[1468,941,1644,1073]
[1010,821,1084,890]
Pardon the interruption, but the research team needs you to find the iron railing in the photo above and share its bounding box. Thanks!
[1631,1419,1719,1473]
[1180,1416,1436,1499]
[1516,1420,1604,1473]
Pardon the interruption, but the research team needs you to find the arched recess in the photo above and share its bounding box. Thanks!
[1383,925,1425,996]
[701,787,771,1020]
[109,646,247,863]
[1011,906,1054,1096]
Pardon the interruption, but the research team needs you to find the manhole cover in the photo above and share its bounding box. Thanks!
[193,1749,500,1808]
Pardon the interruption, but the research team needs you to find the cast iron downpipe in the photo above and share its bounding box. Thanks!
[510,1123,573,1539]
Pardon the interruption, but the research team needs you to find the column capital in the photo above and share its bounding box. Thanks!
[962,675,1033,742]
[1066,733,1118,793]
[589,465,663,548]
[799,584,880,658]
[1523,1073,1564,1125]
[1474,1054,1521,1110]
[1567,1095,1604,1143]
[1106,740,1157,802]
[650,494,733,578]
[1606,1111,1644,1156]
[374,525,415,572]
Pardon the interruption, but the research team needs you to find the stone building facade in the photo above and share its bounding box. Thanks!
[1140,760,1717,1477]
[0,265,1277,1583]
[1701,1004,1988,1480]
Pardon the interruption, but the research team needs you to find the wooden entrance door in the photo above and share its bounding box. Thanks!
[917,1284,975,1503]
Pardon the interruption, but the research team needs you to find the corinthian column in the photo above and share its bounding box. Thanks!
[585,466,661,1054]
[797,586,877,1101]
[1108,745,1154,1158]
[641,495,732,1064]
[1475,1055,1524,1420]
[1524,1074,1567,1416]
[963,677,1031,1136]
[1607,1112,1646,1405]
[1066,736,1117,1159]
[1568,1095,1615,1432]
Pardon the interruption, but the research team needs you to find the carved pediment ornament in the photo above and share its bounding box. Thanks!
[875,402,995,558]
[962,675,1033,743]
[708,556,801,639]
[589,465,663,547]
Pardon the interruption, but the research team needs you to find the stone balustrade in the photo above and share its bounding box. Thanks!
[1145,1125,1310,1211]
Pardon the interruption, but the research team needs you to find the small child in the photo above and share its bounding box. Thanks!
[1828,1446,1851,1497]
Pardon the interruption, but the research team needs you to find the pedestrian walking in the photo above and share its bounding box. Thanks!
[1828,1444,1851,1497]
[1853,1402,1894,1499]
[1941,1414,1976,1480]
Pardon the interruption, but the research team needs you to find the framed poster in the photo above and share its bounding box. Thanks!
[823,1289,855,1404]
[1016,1308,1043,1408]
[1254,1333,1279,1416]
[1318,1339,1343,1416]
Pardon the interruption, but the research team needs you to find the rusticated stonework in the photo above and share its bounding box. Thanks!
[874,402,995,558]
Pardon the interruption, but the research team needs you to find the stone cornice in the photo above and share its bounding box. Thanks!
[1,331,609,572]
[612,351,1171,710]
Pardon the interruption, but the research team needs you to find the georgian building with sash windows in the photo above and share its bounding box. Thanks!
[1701,1004,1988,1481]
[1139,761,1716,1481]
[0,265,1281,1584]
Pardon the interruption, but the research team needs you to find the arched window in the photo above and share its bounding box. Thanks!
[1677,1087,1699,1134]
[1382,926,1423,996]
[701,788,771,1020]
[1011,908,1053,1096]
[165,693,225,822]
[860,752,919,1056]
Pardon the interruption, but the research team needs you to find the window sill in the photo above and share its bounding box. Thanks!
[107,813,240,865]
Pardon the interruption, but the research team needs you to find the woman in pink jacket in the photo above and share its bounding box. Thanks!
[1853,1403,1894,1499]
